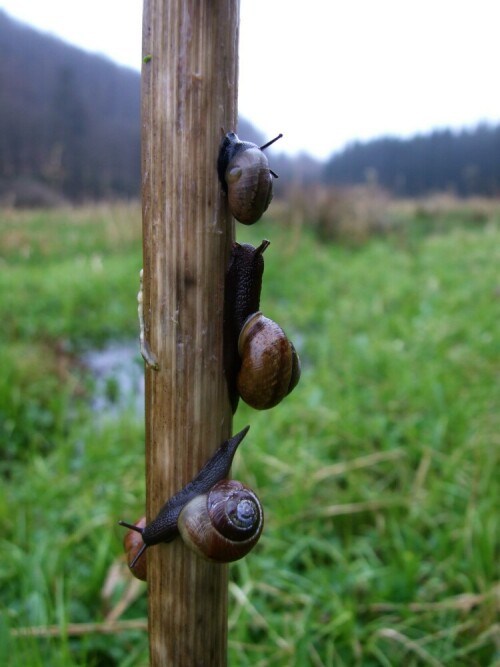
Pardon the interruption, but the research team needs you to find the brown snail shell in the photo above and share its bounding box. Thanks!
[225,147,273,225]
[123,516,147,581]
[217,132,282,225]
[237,312,301,410]
[178,480,264,563]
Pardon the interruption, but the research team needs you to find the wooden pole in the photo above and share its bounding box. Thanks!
[141,1,239,665]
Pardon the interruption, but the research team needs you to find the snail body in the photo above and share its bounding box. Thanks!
[178,480,263,563]
[119,426,257,570]
[217,132,282,225]
[224,241,301,411]
[226,239,270,333]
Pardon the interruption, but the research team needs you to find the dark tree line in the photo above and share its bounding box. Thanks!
[324,124,500,197]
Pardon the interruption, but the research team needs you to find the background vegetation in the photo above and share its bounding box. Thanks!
[0,200,498,666]
[0,8,498,666]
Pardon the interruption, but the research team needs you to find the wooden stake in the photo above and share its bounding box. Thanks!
[141,1,239,665]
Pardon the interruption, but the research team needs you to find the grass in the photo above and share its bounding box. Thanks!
[0,201,498,666]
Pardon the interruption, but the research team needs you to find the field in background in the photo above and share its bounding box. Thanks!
[0,199,498,666]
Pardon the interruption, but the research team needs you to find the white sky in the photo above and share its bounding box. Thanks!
[1,0,499,160]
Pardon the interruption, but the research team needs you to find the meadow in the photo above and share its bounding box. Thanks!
[0,200,498,666]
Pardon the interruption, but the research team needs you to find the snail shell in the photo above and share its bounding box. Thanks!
[123,516,147,581]
[178,480,264,563]
[217,132,282,225]
[225,147,273,225]
[237,312,301,410]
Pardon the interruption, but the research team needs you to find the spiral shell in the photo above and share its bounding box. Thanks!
[225,147,273,225]
[178,480,264,562]
[237,312,301,410]
[217,132,281,225]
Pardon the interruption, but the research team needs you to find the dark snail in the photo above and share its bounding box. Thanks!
[217,132,283,224]
[224,241,301,411]
[178,480,263,563]
[224,240,268,412]
[123,480,263,577]
[119,426,254,569]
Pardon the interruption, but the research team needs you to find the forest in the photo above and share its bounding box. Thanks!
[323,125,500,196]
[1,10,500,205]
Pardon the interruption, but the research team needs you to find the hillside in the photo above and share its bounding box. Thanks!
[0,10,141,203]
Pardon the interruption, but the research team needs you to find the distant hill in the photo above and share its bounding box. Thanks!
[0,10,141,203]
[324,124,500,197]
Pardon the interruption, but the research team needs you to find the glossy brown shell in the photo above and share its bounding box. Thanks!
[237,312,301,410]
[178,480,263,563]
[225,147,273,225]
[123,516,147,581]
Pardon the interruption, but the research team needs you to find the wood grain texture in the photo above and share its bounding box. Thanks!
[141,1,240,664]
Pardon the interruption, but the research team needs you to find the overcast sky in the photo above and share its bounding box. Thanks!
[1,0,499,159]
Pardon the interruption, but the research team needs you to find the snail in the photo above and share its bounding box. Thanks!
[119,426,263,571]
[224,241,301,411]
[217,132,283,225]
[237,312,301,410]
[178,480,263,563]
[123,516,147,581]
[123,481,263,578]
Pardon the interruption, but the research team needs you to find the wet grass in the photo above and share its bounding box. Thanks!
[0,202,498,666]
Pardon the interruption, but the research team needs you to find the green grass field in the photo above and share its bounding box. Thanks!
[0,202,498,666]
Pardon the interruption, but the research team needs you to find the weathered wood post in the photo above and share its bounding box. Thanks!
[141,1,239,664]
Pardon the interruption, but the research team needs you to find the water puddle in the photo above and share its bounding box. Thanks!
[82,342,144,416]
